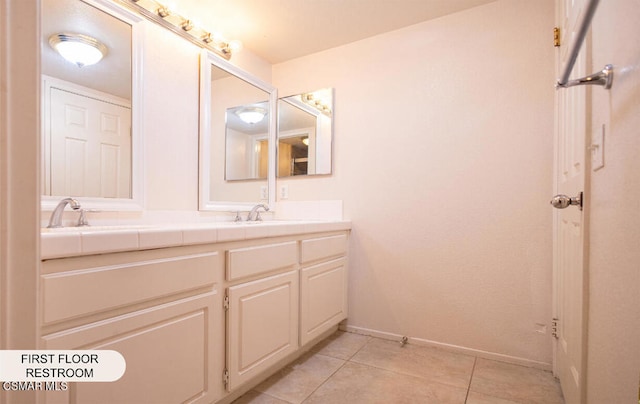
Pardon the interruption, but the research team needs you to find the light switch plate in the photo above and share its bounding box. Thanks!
[591,124,605,171]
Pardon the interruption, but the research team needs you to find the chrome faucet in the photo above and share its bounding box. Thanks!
[47,197,81,228]
[247,204,269,221]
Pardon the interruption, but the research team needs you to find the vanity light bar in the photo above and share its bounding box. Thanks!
[303,93,332,117]
[117,0,240,60]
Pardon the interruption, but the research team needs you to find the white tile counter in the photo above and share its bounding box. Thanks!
[41,220,352,259]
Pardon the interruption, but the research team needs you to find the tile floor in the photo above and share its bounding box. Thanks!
[233,331,565,404]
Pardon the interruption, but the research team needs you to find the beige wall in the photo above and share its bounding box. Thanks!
[587,0,640,402]
[274,0,556,365]
[1,1,41,402]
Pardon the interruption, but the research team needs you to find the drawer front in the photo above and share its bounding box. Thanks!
[42,252,219,325]
[226,241,297,281]
[300,234,348,264]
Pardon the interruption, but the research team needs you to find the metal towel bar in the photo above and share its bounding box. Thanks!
[556,0,613,90]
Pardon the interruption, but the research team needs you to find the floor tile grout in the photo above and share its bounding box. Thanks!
[299,357,346,404]
[464,356,478,404]
[300,335,373,403]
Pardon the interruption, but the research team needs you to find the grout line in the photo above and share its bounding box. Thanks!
[300,357,349,404]
[344,334,373,361]
[257,390,296,404]
[465,356,478,404]
[301,334,372,403]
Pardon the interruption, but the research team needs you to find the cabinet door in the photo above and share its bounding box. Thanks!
[41,293,219,404]
[300,258,348,346]
[226,270,298,391]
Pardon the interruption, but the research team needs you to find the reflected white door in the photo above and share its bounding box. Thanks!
[553,1,589,403]
[49,88,131,198]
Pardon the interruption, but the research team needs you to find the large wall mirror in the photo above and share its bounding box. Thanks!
[277,88,333,177]
[199,50,277,211]
[41,0,143,211]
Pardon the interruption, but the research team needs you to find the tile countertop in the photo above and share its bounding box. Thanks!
[40,221,352,260]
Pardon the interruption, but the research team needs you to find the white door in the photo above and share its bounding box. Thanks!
[49,87,131,198]
[553,1,589,402]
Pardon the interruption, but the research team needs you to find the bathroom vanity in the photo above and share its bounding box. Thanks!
[39,221,350,403]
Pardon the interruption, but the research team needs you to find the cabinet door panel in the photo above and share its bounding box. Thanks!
[41,293,219,404]
[227,270,298,390]
[300,258,348,346]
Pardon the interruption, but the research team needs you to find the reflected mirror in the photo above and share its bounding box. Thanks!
[41,0,142,210]
[277,88,333,177]
[199,51,277,211]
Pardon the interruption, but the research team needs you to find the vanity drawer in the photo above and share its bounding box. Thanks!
[226,241,297,281]
[300,234,348,264]
[41,251,219,325]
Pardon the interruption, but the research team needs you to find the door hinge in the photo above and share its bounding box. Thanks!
[223,295,229,311]
[553,27,561,47]
[551,317,559,339]
[223,369,229,386]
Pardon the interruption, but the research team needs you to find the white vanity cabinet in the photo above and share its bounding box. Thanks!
[39,245,223,404]
[38,223,350,403]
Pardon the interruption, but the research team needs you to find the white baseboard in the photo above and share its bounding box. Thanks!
[341,324,552,372]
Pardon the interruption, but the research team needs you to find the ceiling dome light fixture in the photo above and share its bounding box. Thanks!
[49,33,108,67]
[236,107,267,125]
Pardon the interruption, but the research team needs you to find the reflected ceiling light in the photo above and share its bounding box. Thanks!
[49,33,108,67]
[302,137,309,146]
[236,107,267,125]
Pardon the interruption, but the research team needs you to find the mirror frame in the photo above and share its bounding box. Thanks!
[41,0,145,211]
[199,49,277,211]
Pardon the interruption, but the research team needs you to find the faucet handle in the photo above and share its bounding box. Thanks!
[76,209,100,227]
[77,209,89,227]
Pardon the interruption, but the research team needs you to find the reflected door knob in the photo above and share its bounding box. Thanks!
[550,192,583,210]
